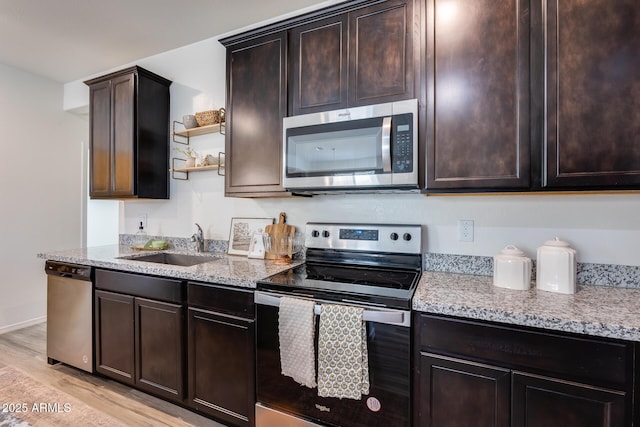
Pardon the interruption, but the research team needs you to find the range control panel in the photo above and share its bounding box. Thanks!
[305,223,422,254]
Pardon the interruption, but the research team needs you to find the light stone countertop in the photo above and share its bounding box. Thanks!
[38,245,301,288]
[40,246,640,342]
[413,271,640,342]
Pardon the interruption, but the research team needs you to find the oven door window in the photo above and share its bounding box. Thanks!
[286,117,385,178]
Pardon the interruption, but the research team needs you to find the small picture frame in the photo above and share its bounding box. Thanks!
[227,217,274,256]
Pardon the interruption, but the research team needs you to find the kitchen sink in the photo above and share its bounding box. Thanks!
[125,253,220,267]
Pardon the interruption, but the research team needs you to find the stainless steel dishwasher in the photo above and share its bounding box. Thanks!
[45,261,94,373]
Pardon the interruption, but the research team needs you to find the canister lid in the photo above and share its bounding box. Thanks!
[543,237,570,247]
[498,245,526,257]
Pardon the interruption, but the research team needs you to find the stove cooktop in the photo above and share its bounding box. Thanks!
[257,261,421,310]
[258,223,424,310]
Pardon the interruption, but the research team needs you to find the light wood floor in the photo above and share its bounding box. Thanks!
[0,322,226,426]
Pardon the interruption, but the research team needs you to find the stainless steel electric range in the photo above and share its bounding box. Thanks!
[255,223,423,427]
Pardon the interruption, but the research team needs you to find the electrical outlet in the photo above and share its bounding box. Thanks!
[137,214,147,231]
[458,220,474,242]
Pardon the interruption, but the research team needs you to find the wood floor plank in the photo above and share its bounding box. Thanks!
[0,323,226,427]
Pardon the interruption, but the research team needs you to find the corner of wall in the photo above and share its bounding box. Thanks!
[63,80,89,113]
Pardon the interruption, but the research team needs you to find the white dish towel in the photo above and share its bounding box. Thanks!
[278,297,317,388]
[317,304,370,400]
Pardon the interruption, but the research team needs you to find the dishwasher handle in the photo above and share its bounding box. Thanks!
[255,291,410,327]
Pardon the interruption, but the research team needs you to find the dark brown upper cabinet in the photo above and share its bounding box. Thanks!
[85,66,171,199]
[289,0,417,116]
[424,0,531,191]
[349,0,416,106]
[220,0,418,197]
[222,32,289,197]
[543,0,640,189]
[289,15,348,115]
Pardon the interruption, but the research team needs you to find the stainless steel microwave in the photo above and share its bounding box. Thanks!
[282,99,419,193]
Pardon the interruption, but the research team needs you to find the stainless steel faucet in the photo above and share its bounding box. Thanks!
[192,223,205,252]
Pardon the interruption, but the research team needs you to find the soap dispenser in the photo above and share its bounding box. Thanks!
[135,221,148,247]
[536,237,577,294]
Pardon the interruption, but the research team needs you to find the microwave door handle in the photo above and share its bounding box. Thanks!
[381,116,392,172]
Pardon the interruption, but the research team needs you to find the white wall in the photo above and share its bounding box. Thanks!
[86,193,120,246]
[64,23,640,268]
[0,62,87,333]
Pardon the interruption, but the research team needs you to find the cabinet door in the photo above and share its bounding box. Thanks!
[512,372,627,427]
[349,0,415,106]
[95,290,135,385]
[135,298,184,403]
[110,73,136,197]
[544,0,640,188]
[289,15,348,115]
[418,352,510,427]
[187,307,255,427]
[425,0,531,190]
[89,80,112,197]
[225,32,288,197]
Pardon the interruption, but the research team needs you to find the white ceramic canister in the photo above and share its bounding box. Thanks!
[493,245,532,290]
[536,237,577,294]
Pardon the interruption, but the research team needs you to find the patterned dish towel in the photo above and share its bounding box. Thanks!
[317,304,370,400]
[279,297,317,388]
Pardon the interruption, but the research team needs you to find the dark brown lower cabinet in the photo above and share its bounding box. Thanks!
[95,290,184,403]
[95,290,135,385]
[94,269,185,404]
[414,313,636,427]
[419,353,510,427]
[134,297,184,402]
[512,372,626,427]
[187,282,255,427]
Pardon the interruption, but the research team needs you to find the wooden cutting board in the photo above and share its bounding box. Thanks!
[265,212,296,259]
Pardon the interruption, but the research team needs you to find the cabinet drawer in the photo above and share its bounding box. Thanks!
[419,314,633,389]
[187,282,254,319]
[95,269,183,303]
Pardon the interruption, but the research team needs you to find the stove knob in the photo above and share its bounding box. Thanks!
[390,232,399,241]
[403,233,412,241]
[311,230,320,238]
[322,230,330,238]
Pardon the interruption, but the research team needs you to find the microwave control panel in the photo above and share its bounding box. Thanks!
[392,113,413,173]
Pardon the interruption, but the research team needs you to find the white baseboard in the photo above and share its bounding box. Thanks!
[0,316,46,335]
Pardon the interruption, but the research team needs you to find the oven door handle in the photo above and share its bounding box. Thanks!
[255,291,410,327]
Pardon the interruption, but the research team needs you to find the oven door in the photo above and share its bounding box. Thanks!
[255,291,411,427]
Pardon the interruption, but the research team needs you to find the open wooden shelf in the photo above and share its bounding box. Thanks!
[170,164,224,173]
[173,122,225,138]
[170,153,225,180]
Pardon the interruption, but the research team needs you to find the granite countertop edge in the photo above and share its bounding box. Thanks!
[38,245,301,289]
[413,271,640,343]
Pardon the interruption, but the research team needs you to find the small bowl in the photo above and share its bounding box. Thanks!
[182,115,199,129]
